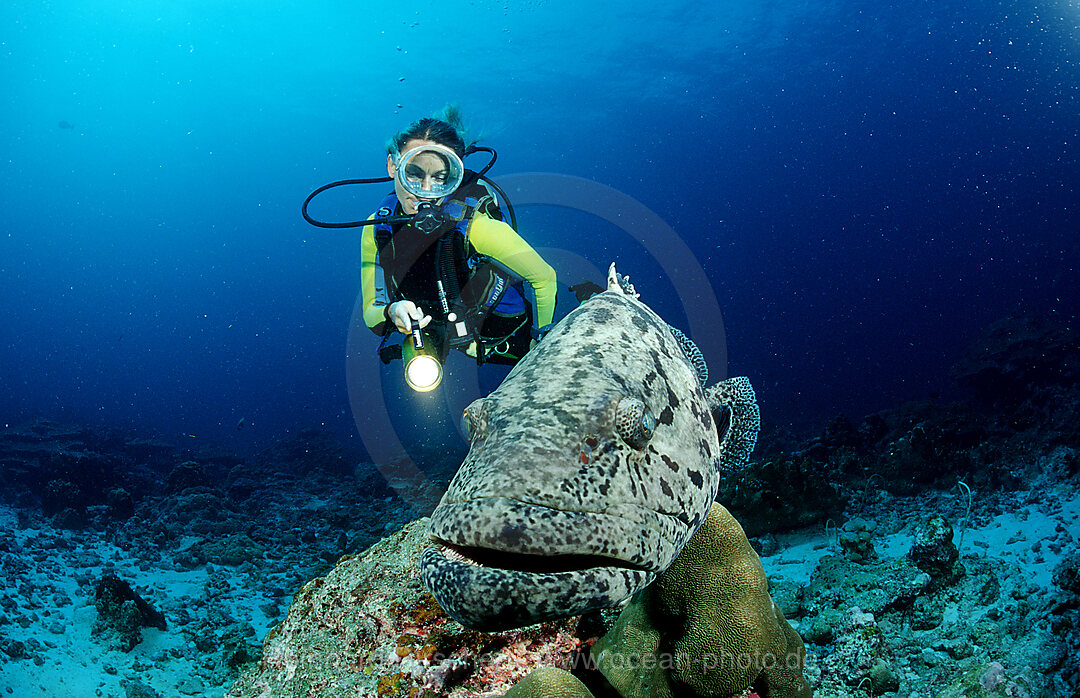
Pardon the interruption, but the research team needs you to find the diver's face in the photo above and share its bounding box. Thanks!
[387,138,452,214]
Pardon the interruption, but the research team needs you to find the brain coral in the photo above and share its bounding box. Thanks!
[593,503,811,698]
[501,666,596,698]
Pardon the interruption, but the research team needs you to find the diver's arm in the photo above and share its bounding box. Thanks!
[469,214,557,327]
[361,219,431,333]
[360,221,392,334]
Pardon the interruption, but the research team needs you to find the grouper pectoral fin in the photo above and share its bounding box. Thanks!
[705,376,760,471]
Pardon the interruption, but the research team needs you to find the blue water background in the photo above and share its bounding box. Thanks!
[2,0,1077,453]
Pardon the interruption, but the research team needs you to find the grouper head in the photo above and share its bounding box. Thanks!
[421,264,759,631]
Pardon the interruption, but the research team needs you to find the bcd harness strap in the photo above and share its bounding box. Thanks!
[374,176,527,363]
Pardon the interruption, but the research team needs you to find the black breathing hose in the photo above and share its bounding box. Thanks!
[301,176,394,229]
[302,148,517,231]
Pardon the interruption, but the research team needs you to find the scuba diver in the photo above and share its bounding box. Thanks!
[364,111,556,364]
[303,106,557,391]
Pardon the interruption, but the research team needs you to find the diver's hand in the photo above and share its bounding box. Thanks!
[569,280,605,303]
[388,301,431,334]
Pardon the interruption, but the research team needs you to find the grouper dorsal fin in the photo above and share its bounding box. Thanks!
[705,376,760,471]
[606,262,640,299]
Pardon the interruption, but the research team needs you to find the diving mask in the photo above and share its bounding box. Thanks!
[393,143,465,201]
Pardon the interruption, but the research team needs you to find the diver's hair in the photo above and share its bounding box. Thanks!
[387,104,475,160]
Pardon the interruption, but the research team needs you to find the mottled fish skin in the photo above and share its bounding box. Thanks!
[421,264,757,631]
[419,549,648,632]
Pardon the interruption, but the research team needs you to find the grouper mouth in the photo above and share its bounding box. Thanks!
[420,497,672,631]
[431,538,653,576]
[420,545,655,632]
[427,497,680,571]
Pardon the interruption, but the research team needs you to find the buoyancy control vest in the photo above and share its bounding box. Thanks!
[373,173,531,362]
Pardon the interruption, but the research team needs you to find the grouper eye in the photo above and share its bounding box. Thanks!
[641,406,656,438]
[462,399,487,442]
[615,397,655,450]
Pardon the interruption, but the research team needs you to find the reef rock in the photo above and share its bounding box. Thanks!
[92,574,167,652]
[226,518,590,697]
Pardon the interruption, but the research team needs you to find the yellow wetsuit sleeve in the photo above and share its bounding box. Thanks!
[468,214,557,328]
[359,214,390,334]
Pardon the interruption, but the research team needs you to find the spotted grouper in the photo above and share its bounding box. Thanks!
[420,264,759,631]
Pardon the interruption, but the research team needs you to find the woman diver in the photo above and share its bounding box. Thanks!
[358,107,557,369]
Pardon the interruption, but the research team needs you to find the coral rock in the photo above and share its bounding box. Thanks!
[227,518,588,697]
[908,514,960,581]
